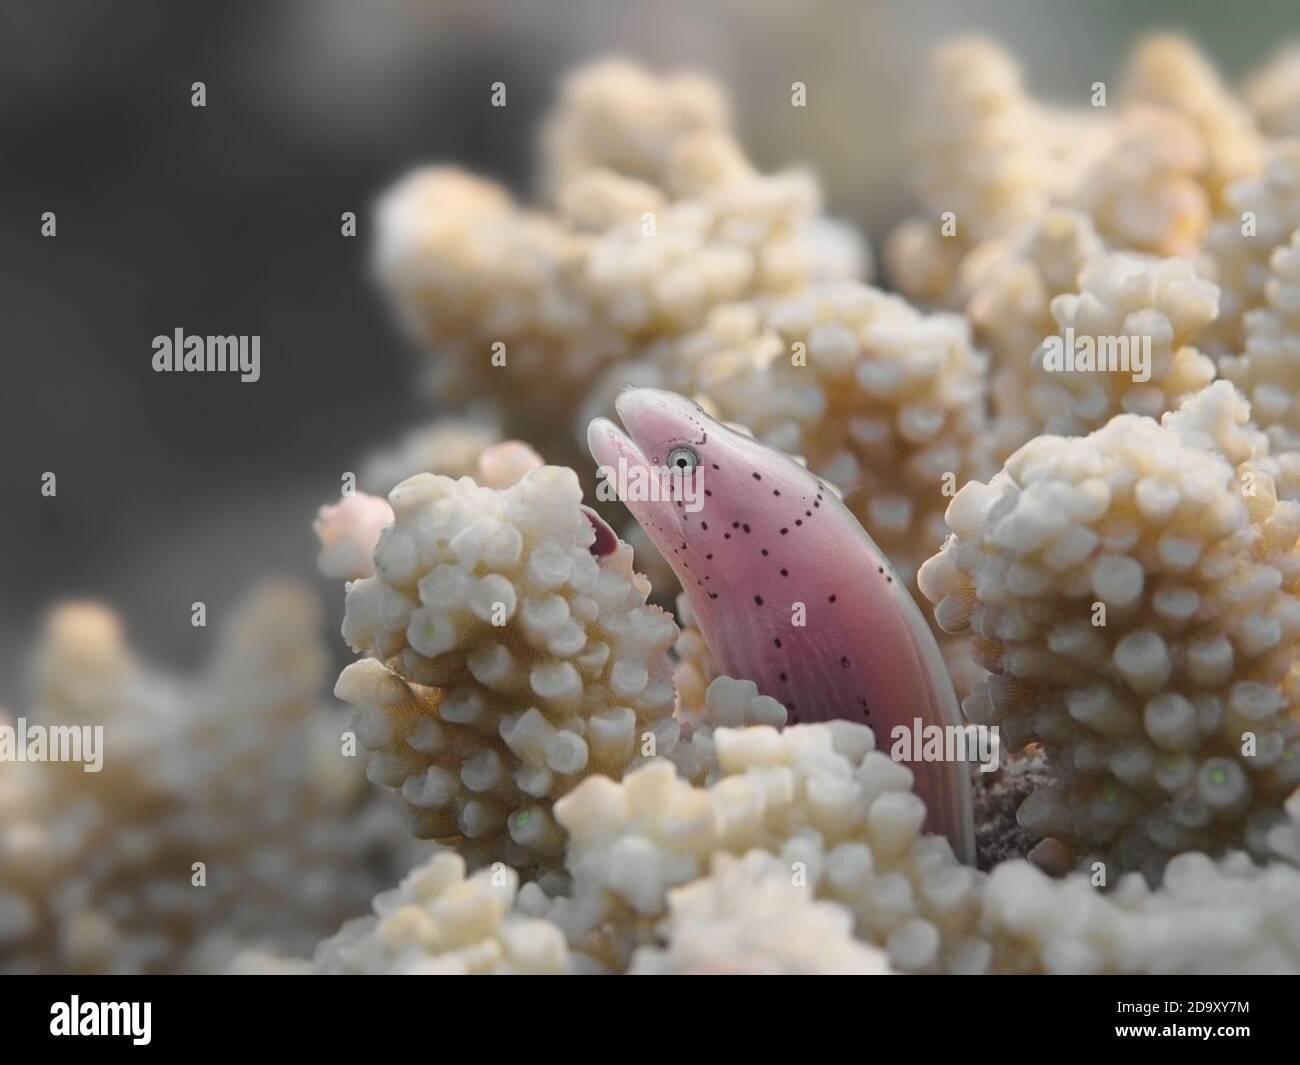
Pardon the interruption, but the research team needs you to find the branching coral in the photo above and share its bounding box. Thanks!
[957,209,1105,458]
[360,416,506,497]
[1024,252,1220,439]
[626,850,893,975]
[983,849,1300,974]
[1244,46,1300,138]
[313,850,570,975]
[373,61,865,459]
[544,722,987,974]
[0,585,415,974]
[1123,34,1263,208]
[1078,106,1209,257]
[1219,227,1300,498]
[335,466,681,870]
[539,59,732,196]
[919,382,1300,879]
[1204,138,1300,353]
[889,34,1258,316]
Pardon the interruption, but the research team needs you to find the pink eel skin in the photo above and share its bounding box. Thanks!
[588,387,976,864]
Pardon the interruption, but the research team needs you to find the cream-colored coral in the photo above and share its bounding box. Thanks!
[957,209,1104,458]
[1079,106,1209,256]
[1204,139,1300,353]
[919,382,1300,879]
[905,37,1052,248]
[313,850,570,975]
[374,63,863,456]
[1219,227,1300,498]
[0,585,415,974]
[1244,46,1300,138]
[984,850,1300,974]
[627,850,893,975]
[1024,252,1219,439]
[1124,34,1263,208]
[315,492,395,581]
[361,417,505,496]
[335,466,680,870]
[885,37,1114,307]
[539,58,732,196]
[545,722,987,974]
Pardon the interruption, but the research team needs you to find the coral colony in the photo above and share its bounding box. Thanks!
[20,34,1300,978]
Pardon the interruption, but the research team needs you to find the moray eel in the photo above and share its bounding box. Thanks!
[588,386,976,864]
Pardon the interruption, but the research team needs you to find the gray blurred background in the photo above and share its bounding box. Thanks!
[3,0,1298,696]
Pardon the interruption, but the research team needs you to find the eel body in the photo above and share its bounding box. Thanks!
[588,387,976,864]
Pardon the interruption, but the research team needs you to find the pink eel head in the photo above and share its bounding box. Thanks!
[588,388,836,623]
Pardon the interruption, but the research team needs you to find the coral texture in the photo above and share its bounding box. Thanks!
[373,61,865,458]
[919,383,1300,879]
[984,849,1300,974]
[313,850,570,974]
[335,466,680,870]
[626,850,893,975]
[0,585,415,974]
[1024,252,1220,439]
[545,722,987,974]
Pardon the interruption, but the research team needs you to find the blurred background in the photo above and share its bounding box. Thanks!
[3,0,1299,693]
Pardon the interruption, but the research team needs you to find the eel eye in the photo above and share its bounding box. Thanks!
[666,446,699,472]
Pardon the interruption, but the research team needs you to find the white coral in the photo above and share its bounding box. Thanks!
[920,382,1300,878]
[1026,252,1220,439]
[547,722,987,973]
[1205,139,1300,352]
[313,850,570,975]
[984,851,1300,974]
[0,585,415,974]
[1220,227,1300,498]
[373,62,863,456]
[627,850,892,975]
[336,466,679,869]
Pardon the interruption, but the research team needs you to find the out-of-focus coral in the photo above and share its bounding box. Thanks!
[1078,106,1209,256]
[1023,253,1220,440]
[920,383,1300,879]
[1123,34,1263,208]
[957,209,1104,458]
[545,722,987,974]
[895,37,1052,264]
[335,466,680,870]
[1219,227,1300,498]
[373,61,866,459]
[1244,46,1300,138]
[889,35,1259,316]
[315,492,395,581]
[0,585,416,974]
[313,850,570,974]
[360,416,504,496]
[1204,139,1300,353]
[539,58,732,196]
[984,850,1300,974]
[627,850,893,975]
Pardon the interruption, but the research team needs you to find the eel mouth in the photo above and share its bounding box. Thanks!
[586,415,645,472]
[586,393,681,541]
